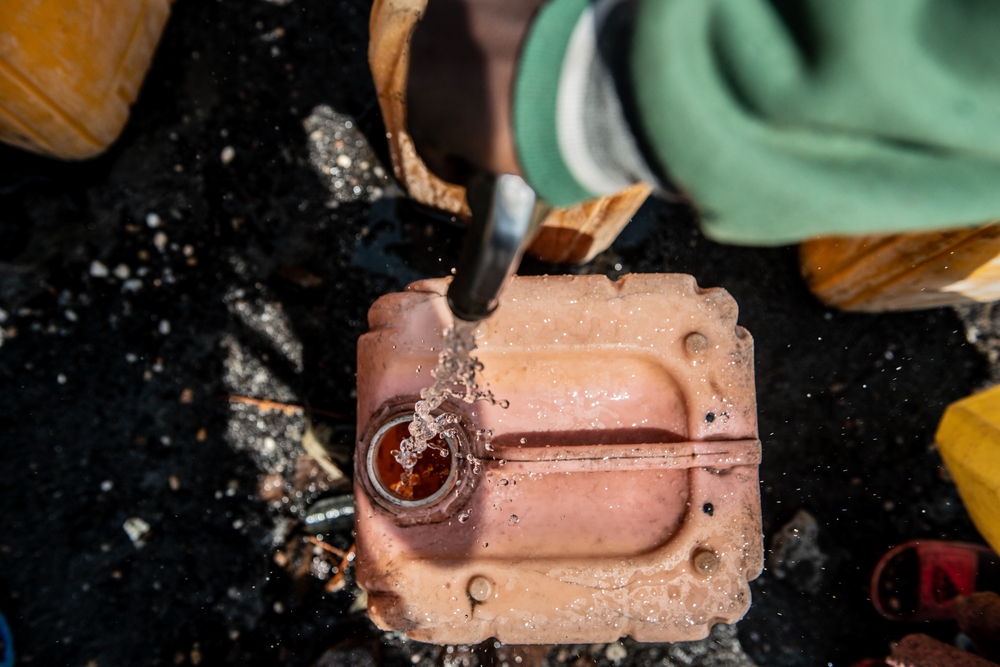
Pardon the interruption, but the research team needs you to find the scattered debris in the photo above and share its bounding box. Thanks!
[605,641,627,663]
[302,494,354,535]
[303,104,389,205]
[122,517,151,548]
[769,509,829,594]
[89,261,109,278]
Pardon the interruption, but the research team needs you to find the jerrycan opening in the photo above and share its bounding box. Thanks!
[367,413,460,507]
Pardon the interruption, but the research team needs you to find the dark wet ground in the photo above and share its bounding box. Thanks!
[0,0,990,665]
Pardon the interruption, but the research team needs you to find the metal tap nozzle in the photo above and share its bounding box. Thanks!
[447,173,547,322]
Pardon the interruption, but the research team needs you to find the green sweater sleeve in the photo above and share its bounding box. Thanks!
[514,0,1000,245]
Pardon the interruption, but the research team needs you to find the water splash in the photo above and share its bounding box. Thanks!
[392,320,499,491]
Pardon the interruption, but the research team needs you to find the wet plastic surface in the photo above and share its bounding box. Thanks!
[355,275,763,644]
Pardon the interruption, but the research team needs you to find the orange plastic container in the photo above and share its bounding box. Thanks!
[0,0,171,159]
[354,274,763,644]
[800,225,1000,311]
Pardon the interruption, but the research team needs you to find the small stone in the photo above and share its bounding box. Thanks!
[122,279,143,293]
[113,264,131,280]
[335,154,352,169]
[123,517,151,547]
[169,475,180,491]
[56,374,67,385]
[153,232,168,250]
[179,388,194,403]
[64,310,78,322]
[100,480,113,492]
[221,146,236,164]
[196,427,207,442]
[769,508,828,593]
[145,212,162,228]
[125,353,138,363]
[158,320,171,335]
[89,260,109,278]
[605,642,627,663]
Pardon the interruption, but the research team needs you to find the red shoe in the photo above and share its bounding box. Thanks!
[871,540,995,622]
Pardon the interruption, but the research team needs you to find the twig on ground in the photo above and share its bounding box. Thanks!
[225,395,349,420]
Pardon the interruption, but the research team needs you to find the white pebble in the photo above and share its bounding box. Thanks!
[335,154,352,169]
[64,310,78,322]
[125,353,138,363]
[158,320,171,335]
[123,517,151,547]
[153,232,168,250]
[113,264,131,280]
[89,260,109,278]
[221,146,236,164]
[605,642,627,663]
[145,212,162,228]
[122,279,143,292]
[56,373,67,385]
[100,480,114,492]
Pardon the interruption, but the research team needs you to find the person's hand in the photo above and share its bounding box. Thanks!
[406,0,544,185]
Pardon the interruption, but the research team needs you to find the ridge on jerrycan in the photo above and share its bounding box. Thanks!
[0,0,171,159]
[353,274,763,645]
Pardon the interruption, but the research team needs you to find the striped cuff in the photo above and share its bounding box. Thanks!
[513,0,657,207]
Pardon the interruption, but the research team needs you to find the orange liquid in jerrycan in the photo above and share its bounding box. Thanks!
[354,274,764,645]
[371,417,453,502]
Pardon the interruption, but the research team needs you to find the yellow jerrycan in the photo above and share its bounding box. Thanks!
[936,384,1000,553]
[0,0,171,159]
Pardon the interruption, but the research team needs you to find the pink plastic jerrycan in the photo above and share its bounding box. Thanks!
[354,274,762,645]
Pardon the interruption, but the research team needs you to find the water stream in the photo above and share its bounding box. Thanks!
[391,319,503,493]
